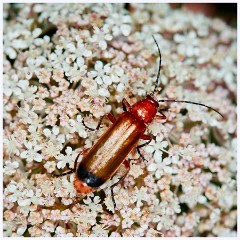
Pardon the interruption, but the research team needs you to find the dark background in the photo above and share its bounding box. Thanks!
[124,3,237,28]
[171,3,237,27]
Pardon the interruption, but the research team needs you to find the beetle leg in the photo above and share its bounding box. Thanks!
[73,148,89,171]
[137,135,152,161]
[122,98,131,112]
[55,170,74,177]
[82,113,116,131]
[106,113,116,124]
[156,108,168,120]
[111,159,130,209]
[140,134,152,141]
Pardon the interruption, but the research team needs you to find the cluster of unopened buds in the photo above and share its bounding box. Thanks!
[3,3,236,237]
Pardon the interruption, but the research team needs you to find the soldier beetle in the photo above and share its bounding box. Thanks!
[57,36,223,208]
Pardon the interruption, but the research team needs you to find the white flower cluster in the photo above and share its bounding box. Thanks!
[3,3,236,237]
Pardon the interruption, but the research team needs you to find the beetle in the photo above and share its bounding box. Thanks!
[57,36,223,208]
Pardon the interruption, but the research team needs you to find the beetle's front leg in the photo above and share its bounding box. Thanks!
[122,98,131,112]
[136,110,167,161]
[82,113,116,131]
[137,134,152,162]
[155,108,168,120]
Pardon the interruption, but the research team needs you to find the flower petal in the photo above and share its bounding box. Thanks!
[34,153,42,162]
[20,151,29,158]
[147,163,157,172]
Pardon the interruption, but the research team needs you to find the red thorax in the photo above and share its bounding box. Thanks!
[131,95,159,124]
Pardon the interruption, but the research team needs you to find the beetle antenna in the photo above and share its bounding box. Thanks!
[152,35,161,94]
[158,99,224,118]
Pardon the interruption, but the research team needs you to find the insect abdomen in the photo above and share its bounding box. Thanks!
[76,165,104,188]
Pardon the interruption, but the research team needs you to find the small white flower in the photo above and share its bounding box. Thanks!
[3,135,21,156]
[49,46,69,71]
[218,56,237,92]
[106,13,132,36]
[148,156,173,179]
[20,141,42,163]
[43,126,65,144]
[153,215,174,230]
[43,142,62,159]
[54,226,74,237]
[90,224,108,237]
[66,38,92,66]
[4,27,42,59]
[56,146,74,169]
[90,24,113,50]
[174,31,200,57]
[179,145,196,161]
[44,161,57,173]
[122,217,134,229]
[145,134,168,160]
[3,74,21,97]
[131,186,149,207]
[3,160,19,175]
[83,196,102,212]
[65,63,87,83]
[68,115,88,138]
[29,188,42,205]
[24,56,47,79]
[89,61,112,85]
[59,175,76,198]
[111,65,124,83]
